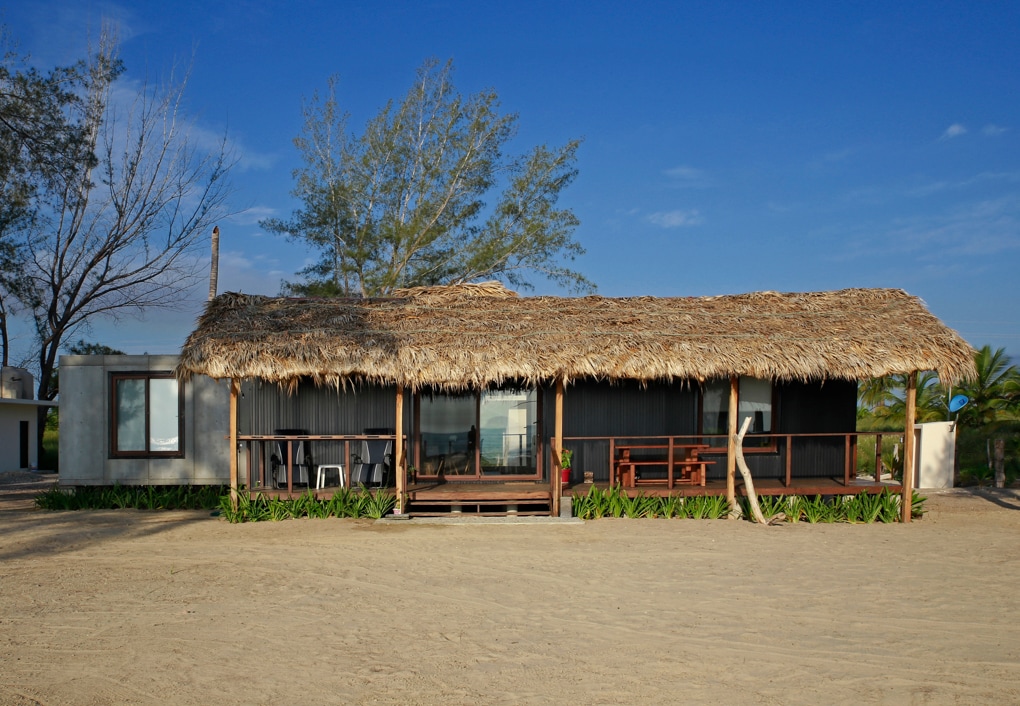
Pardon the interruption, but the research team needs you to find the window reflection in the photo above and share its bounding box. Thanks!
[479,390,536,475]
[418,388,538,477]
[420,394,475,475]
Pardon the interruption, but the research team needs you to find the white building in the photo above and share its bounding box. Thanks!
[0,367,56,472]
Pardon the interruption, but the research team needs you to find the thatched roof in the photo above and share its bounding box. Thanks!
[176,283,976,390]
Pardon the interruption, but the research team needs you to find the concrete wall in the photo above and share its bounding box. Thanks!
[0,400,44,471]
[914,421,957,489]
[59,355,231,485]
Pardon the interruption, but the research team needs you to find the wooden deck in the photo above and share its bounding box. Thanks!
[406,481,554,517]
[573,477,902,498]
[242,476,901,517]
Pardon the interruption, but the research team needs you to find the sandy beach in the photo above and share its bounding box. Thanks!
[1,484,1018,705]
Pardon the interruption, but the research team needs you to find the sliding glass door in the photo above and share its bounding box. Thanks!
[479,389,537,476]
[417,388,540,479]
[419,393,476,476]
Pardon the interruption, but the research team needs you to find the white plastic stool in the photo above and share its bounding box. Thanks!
[315,464,345,490]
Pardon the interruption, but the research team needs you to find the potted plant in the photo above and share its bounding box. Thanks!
[560,449,573,485]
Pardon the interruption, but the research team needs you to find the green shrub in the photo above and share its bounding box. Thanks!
[219,486,397,523]
[36,484,226,511]
[572,488,921,524]
[41,428,59,472]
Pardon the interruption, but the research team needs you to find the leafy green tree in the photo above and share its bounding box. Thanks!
[955,345,1016,427]
[0,31,96,367]
[45,340,126,429]
[859,372,948,429]
[858,375,899,414]
[263,58,591,297]
[2,29,232,456]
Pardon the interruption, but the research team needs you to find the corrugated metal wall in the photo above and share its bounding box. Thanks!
[241,380,402,435]
[238,377,858,483]
[702,379,858,480]
[539,378,857,482]
[239,380,409,472]
[779,379,858,479]
[543,380,699,482]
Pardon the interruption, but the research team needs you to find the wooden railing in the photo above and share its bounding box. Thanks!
[237,433,405,494]
[557,432,904,488]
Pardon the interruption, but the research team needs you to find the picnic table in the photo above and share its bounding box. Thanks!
[610,440,712,489]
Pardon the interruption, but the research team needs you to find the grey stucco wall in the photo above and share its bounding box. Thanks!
[59,355,231,485]
[0,401,42,471]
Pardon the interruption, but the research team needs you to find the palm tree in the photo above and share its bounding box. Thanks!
[859,376,900,413]
[872,372,948,426]
[956,346,1016,427]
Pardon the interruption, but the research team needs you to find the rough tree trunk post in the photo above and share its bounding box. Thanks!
[209,225,220,301]
[395,384,405,513]
[553,378,564,517]
[994,439,1006,489]
[734,416,782,525]
[726,375,738,518]
[229,379,239,509]
[900,372,917,523]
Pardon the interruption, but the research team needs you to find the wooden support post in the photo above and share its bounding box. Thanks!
[229,379,239,509]
[727,375,738,517]
[735,416,775,524]
[784,434,792,487]
[395,384,405,514]
[844,434,852,486]
[553,378,564,517]
[286,440,293,495]
[343,440,350,489]
[901,372,917,523]
[667,436,675,489]
[875,434,883,481]
[608,437,616,485]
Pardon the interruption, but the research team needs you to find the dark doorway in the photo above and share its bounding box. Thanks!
[20,421,29,469]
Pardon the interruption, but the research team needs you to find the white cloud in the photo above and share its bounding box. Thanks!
[20,2,143,68]
[216,250,285,295]
[834,194,1020,263]
[229,206,277,226]
[821,148,854,163]
[906,171,1020,198]
[766,201,795,214]
[648,209,704,228]
[807,147,857,173]
[189,124,277,172]
[940,123,968,140]
[663,165,714,188]
[983,124,1008,137]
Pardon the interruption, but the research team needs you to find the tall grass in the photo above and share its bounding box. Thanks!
[40,428,59,472]
[571,485,732,520]
[36,483,397,522]
[219,487,396,523]
[35,484,226,511]
[572,486,924,523]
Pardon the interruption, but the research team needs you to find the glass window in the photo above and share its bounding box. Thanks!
[739,377,773,433]
[479,389,537,475]
[419,393,476,475]
[111,374,183,457]
[417,388,540,479]
[149,378,181,451]
[701,377,774,442]
[115,378,147,451]
[701,380,729,436]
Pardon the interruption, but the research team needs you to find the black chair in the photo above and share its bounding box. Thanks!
[350,438,393,487]
[271,439,313,488]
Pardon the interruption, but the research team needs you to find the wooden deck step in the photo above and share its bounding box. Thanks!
[406,482,553,517]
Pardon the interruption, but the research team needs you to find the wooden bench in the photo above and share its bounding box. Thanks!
[614,444,713,489]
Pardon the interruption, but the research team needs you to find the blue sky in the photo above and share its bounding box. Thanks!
[4,0,1019,360]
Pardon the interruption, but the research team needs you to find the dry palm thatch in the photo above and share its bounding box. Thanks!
[176,283,976,391]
